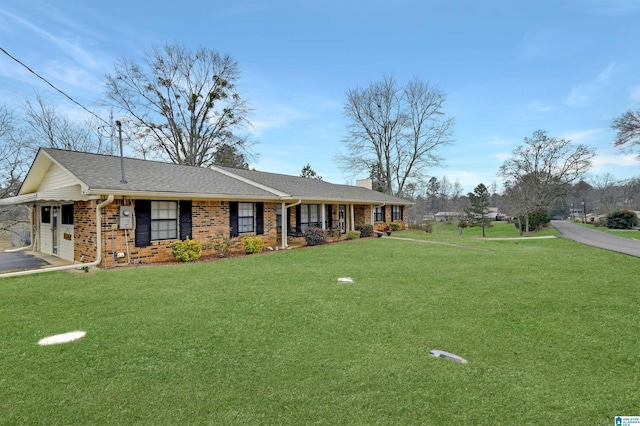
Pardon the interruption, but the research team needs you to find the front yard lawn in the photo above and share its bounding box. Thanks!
[1,235,637,424]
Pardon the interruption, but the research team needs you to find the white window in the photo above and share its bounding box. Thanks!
[151,201,178,240]
[238,202,254,233]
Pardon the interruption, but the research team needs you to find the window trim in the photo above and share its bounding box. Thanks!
[299,204,321,231]
[392,205,403,221]
[374,206,385,222]
[237,202,255,234]
[151,200,178,241]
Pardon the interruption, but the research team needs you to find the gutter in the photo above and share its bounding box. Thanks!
[0,195,115,278]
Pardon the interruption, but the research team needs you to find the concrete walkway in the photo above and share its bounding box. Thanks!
[0,251,71,273]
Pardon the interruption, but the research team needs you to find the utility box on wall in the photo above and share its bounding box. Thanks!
[119,205,133,230]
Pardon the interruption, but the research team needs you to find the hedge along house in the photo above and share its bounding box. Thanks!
[1,148,413,268]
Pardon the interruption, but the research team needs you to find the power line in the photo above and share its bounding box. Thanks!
[0,46,110,126]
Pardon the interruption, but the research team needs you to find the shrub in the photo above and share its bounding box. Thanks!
[304,227,327,246]
[213,233,235,257]
[355,224,374,238]
[346,230,361,240]
[515,210,550,232]
[423,222,434,233]
[606,210,639,229]
[390,222,402,231]
[170,237,202,262]
[243,235,264,254]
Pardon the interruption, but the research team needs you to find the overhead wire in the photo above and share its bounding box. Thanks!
[0,46,110,127]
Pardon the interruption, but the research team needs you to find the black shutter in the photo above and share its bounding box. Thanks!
[255,202,264,235]
[327,204,333,228]
[383,206,386,223]
[179,200,192,240]
[295,204,301,228]
[229,202,239,237]
[135,200,151,247]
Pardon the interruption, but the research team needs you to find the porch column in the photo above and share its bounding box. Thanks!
[321,203,326,230]
[281,202,287,249]
[350,204,355,231]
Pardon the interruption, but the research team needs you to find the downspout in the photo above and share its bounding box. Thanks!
[282,199,302,249]
[0,195,115,278]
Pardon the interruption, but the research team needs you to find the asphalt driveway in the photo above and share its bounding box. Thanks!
[551,220,640,258]
[0,252,50,273]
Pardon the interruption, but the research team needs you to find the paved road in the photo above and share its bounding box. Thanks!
[551,220,640,258]
[0,252,50,273]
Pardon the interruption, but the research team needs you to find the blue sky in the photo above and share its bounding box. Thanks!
[1,0,639,193]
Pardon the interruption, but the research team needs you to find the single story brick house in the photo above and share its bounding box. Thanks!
[1,148,413,267]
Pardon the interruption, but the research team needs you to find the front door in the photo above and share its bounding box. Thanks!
[339,205,346,234]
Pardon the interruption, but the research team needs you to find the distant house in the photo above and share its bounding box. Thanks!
[0,148,413,267]
[434,211,463,222]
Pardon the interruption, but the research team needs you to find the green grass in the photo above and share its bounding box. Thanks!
[403,221,559,244]
[574,222,640,240]
[1,233,638,424]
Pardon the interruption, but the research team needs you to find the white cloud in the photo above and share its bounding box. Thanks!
[559,128,603,143]
[591,152,638,172]
[565,63,616,107]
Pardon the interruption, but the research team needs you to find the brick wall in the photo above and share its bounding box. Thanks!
[73,200,98,262]
[74,198,279,266]
[71,198,399,266]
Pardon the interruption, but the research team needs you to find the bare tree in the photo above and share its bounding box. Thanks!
[0,105,26,198]
[339,75,454,197]
[103,44,253,167]
[22,93,107,154]
[499,130,595,234]
[612,109,640,159]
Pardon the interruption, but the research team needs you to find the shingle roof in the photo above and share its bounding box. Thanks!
[216,166,412,204]
[39,148,413,205]
[43,148,274,198]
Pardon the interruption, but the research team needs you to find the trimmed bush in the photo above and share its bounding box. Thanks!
[423,222,434,233]
[170,237,202,262]
[355,224,374,238]
[606,210,639,229]
[243,235,264,254]
[389,222,402,231]
[346,230,361,240]
[515,210,550,232]
[304,227,327,246]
